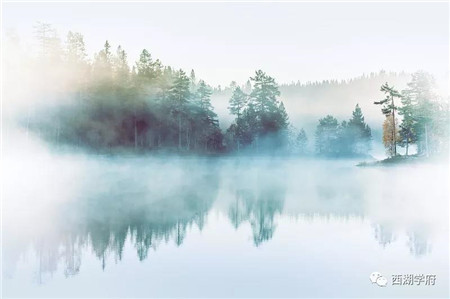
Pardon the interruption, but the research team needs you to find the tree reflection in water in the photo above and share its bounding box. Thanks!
[228,165,285,246]
[29,160,220,281]
[4,158,445,284]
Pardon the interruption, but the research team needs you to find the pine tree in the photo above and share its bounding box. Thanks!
[374,83,401,156]
[383,116,400,157]
[34,22,62,60]
[226,70,289,152]
[65,31,87,65]
[228,87,247,120]
[192,80,218,150]
[169,70,191,150]
[349,104,364,127]
[347,104,372,154]
[136,49,159,83]
[240,102,259,148]
[315,115,339,155]
[92,41,113,82]
[244,79,252,94]
[277,102,289,129]
[228,87,248,152]
[402,71,436,156]
[297,128,308,155]
[65,31,89,93]
[250,70,280,114]
[189,69,196,91]
[196,80,213,111]
[398,93,417,155]
[113,46,130,84]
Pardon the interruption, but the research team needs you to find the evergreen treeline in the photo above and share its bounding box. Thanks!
[314,104,372,157]
[374,71,449,157]
[6,24,448,157]
[34,34,224,152]
[279,71,411,99]
[19,24,293,153]
[225,70,289,152]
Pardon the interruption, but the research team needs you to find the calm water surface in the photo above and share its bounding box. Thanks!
[3,149,449,298]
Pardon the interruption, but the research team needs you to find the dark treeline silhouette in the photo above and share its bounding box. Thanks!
[10,24,290,154]
[5,24,448,157]
[224,70,289,153]
[33,35,224,153]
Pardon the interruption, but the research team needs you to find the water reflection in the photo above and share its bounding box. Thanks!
[4,158,221,282]
[228,169,285,246]
[407,229,432,257]
[373,224,396,248]
[68,163,218,265]
[3,156,448,287]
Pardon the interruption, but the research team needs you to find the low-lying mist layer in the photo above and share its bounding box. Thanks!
[3,145,448,280]
[4,24,449,159]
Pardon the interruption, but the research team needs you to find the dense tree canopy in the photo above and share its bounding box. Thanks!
[315,105,372,157]
[225,70,290,153]
[6,24,448,158]
[375,72,448,157]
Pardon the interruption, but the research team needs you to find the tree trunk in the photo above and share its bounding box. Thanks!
[134,119,138,150]
[186,126,190,151]
[157,132,161,148]
[392,95,397,156]
[237,115,241,153]
[405,139,409,156]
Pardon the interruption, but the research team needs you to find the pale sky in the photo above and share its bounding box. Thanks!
[3,1,449,86]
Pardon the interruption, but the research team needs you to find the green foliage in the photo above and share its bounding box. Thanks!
[250,70,281,113]
[315,115,339,155]
[296,128,308,155]
[398,92,417,155]
[402,71,447,156]
[347,104,372,154]
[315,105,372,157]
[135,49,163,86]
[225,70,290,152]
[22,24,447,157]
[374,83,401,156]
[375,83,401,116]
[32,34,224,153]
[377,72,448,157]
[228,87,247,119]
[113,46,130,83]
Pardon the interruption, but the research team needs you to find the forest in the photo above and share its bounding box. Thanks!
[5,24,449,158]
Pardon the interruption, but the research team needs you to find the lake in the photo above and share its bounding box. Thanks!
[2,146,449,297]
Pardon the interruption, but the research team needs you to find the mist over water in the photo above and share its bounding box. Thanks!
[2,132,448,298]
[2,1,449,297]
